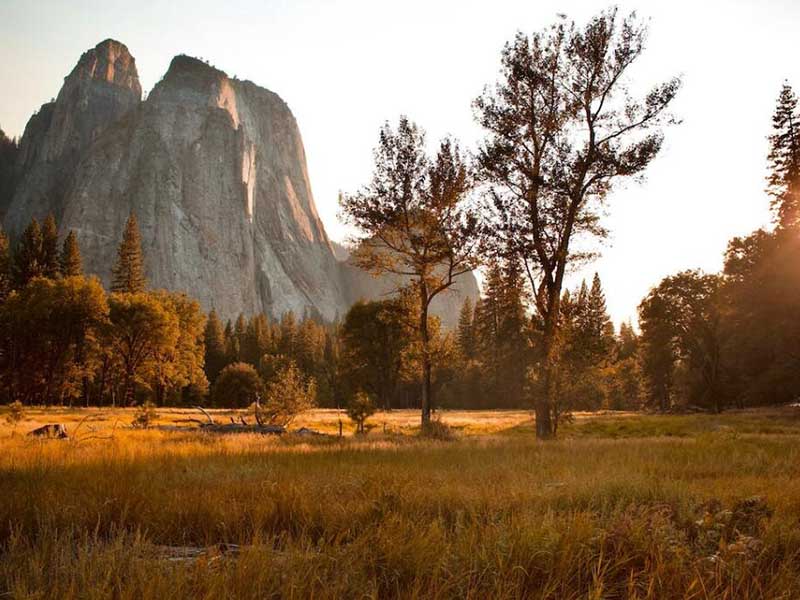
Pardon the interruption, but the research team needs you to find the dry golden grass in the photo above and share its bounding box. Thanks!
[2,405,800,598]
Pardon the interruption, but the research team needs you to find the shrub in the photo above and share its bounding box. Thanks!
[347,391,376,434]
[131,401,158,428]
[259,362,315,427]
[421,417,456,441]
[213,362,264,408]
[5,401,25,427]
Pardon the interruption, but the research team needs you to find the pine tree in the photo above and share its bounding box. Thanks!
[0,226,10,302]
[767,83,800,229]
[203,309,227,383]
[13,218,44,287]
[41,213,61,279]
[111,212,146,293]
[585,273,614,364]
[60,230,82,277]
[456,298,476,360]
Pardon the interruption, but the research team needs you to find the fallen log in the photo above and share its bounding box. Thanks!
[28,424,69,439]
[200,423,285,435]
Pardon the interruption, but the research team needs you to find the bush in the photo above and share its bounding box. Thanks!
[259,362,316,427]
[421,417,456,441]
[213,363,264,408]
[5,401,25,427]
[347,391,376,434]
[131,401,158,428]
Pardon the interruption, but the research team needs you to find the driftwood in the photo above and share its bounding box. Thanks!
[191,406,285,435]
[200,423,285,435]
[155,543,240,563]
[294,427,328,437]
[28,424,69,439]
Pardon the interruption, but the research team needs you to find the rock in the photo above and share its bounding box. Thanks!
[4,39,141,230]
[5,41,479,325]
[27,424,69,439]
[333,241,479,328]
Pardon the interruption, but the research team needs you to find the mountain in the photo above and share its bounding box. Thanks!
[4,40,478,325]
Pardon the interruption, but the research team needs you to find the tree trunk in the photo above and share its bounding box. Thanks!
[419,286,432,429]
[123,365,136,406]
[537,329,556,440]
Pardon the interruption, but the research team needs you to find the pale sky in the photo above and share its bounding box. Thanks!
[1,0,797,326]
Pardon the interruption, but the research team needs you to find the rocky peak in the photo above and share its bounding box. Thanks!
[3,39,142,235]
[69,39,142,96]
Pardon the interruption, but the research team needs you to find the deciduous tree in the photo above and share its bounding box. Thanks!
[475,9,680,437]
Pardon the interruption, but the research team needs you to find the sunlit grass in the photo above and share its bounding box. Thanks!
[1,407,800,598]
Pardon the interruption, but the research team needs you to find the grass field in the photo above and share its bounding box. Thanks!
[2,406,800,598]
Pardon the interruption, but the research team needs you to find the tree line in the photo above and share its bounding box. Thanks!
[0,10,797,439]
[637,82,800,413]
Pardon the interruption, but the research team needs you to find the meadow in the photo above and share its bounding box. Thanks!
[2,406,800,599]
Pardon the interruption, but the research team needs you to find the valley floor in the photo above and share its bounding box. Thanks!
[2,406,800,598]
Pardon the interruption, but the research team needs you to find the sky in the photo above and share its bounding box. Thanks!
[1,0,798,326]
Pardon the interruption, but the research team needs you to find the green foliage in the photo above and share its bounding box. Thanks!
[346,391,376,434]
[639,271,723,412]
[40,214,60,279]
[13,218,44,287]
[261,362,316,427]
[340,116,480,426]
[203,309,227,384]
[213,362,263,408]
[111,212,147,293]
[146,291,208,405]
[5,401,25,426]
[131,400,158,428]
[340,298,412,410]
[106,292,180,406]
[0,226,10,302]
[60,231,82,277]
[767,83,800,228]
[0,127,17,210]
[0,275,109,405]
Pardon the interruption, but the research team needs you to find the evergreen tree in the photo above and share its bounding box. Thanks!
[584,273,615,364]
[60,230,82,277]
[456,297,476,360]
[13,218,44,287]
[41,213,61,279]
[767,83,800,229]
[0,226,10,302]
[203,309,227,384]
[111,212,146,293]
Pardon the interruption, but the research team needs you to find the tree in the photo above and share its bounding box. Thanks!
[456,297,477,361]
[260,362,316,427]
[639,271,723,412]
[203,309,228,384]
[145,291,207,405]
[475,10,680,437]
[347,391,376,434]
[0,226,10,302]
[212,362,263,408]
[106,292,179,405]
[0,128,17,210]
[0,275,108,405]
[13,218,44,287]
[767,83,800,229]
[60,231,82,277]
[41,214,61,279]
[722,229,800,406]
[111,212,147,293]
[638,291,676,412]
[340,298,412,410]
[341,117,480,427]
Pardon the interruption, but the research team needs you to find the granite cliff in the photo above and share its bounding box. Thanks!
[4,40,478,325]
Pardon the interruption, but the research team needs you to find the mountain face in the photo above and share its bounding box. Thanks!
[4,40,478,325]
[4,40,141,232]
